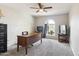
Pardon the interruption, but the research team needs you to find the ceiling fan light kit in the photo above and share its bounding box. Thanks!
[39,9,43,12]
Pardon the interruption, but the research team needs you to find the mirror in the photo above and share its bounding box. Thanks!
[59,25,67,34]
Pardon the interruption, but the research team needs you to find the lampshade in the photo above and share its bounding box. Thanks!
[0,9,3,16]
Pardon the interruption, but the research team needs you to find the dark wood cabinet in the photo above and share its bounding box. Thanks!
[0,24,7,53]
[58,34,69,43]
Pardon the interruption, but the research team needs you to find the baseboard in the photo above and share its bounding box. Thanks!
[71,47,77,56]
[8,43,17,50]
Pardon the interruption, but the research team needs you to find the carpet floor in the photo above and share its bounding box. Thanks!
[0,38,74,56]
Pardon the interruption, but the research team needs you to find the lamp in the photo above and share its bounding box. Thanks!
[0,9,3,17]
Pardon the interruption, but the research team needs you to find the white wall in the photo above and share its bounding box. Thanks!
[69,4,79,56]
[0,4,34,49]
[34,14,69,39]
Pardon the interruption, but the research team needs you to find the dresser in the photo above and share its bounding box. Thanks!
[17,33,42,54]
[58,34,69,43]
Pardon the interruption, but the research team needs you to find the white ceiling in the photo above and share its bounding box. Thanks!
[28,3,73,16]
[0,3,73,16]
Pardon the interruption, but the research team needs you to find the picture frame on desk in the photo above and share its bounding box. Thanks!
[22,31,28,35]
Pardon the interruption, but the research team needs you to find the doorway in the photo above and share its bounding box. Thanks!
[45,19,55,38]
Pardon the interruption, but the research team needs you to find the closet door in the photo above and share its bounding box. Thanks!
[0,24,7,53]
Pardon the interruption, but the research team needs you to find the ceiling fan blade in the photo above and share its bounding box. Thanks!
[43,7,52,9]
[36,10,39,13]
[38,3,43,9]
[30,7,39,9]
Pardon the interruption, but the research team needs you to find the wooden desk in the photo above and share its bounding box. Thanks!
[17,33,42,54]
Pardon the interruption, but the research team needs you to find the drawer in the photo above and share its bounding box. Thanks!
[28,36,41,44]
[18,37,26,47]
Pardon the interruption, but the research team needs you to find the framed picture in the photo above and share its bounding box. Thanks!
[22,31,28,35]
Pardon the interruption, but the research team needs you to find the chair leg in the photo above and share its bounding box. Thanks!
[41,38,42,43]
[31,44,33,46]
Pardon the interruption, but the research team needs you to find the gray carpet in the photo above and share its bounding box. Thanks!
[0,38,74,56]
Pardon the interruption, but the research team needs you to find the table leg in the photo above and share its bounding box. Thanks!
[25,45,28,54]
[17,43,19,52]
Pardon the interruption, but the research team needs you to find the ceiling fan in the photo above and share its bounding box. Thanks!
[30,3,52,13]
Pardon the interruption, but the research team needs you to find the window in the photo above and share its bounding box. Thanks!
[47,19,55,36]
